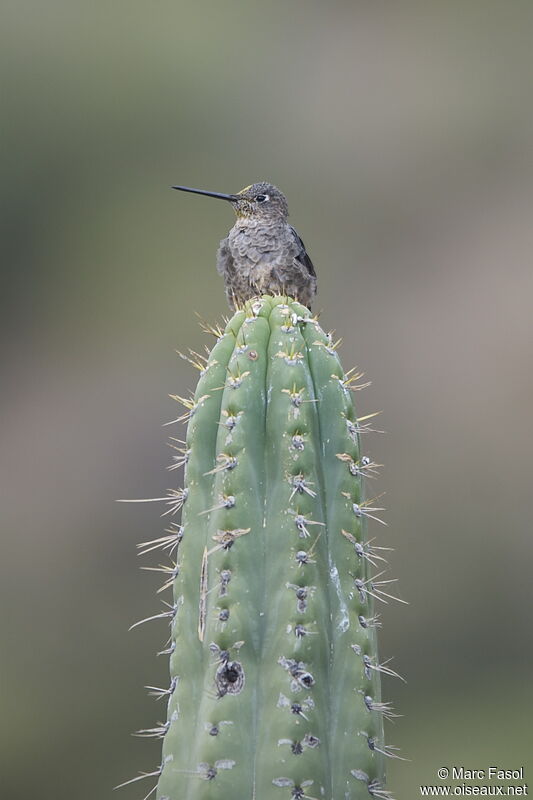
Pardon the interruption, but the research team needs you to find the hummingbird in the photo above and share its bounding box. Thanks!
[172,182,317,310]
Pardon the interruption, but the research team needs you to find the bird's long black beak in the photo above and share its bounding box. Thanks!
[172,185,237,202]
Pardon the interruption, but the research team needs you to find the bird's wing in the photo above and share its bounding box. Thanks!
[290,225,316,278]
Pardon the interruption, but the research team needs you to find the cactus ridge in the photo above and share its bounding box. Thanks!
[124,295,402,800]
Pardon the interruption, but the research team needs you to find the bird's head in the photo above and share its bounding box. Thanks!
[172,181,289,221]
[231,183,288,220]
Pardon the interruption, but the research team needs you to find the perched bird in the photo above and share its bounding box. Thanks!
[172,182,317,310]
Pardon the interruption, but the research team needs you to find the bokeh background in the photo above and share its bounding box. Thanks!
[2,2,532,798]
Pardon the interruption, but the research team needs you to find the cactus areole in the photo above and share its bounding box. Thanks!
[130,295,397,800]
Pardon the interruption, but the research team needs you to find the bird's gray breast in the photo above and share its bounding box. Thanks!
[228,220,297,276]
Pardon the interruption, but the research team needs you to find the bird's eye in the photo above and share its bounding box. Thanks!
[255,194,268,203]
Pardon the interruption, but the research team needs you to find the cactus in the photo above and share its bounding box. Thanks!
[123,294,402,800]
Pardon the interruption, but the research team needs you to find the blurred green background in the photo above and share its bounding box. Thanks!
[2,2,533,798]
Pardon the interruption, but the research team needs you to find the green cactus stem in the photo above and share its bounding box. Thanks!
[126,294,401,800]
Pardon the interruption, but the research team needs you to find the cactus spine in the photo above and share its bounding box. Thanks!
[130,295,399,800]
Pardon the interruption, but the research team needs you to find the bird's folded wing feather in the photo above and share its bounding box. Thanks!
[290,225,317,278]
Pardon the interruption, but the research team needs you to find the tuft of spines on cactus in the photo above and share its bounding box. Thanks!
[122,294,403,800]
